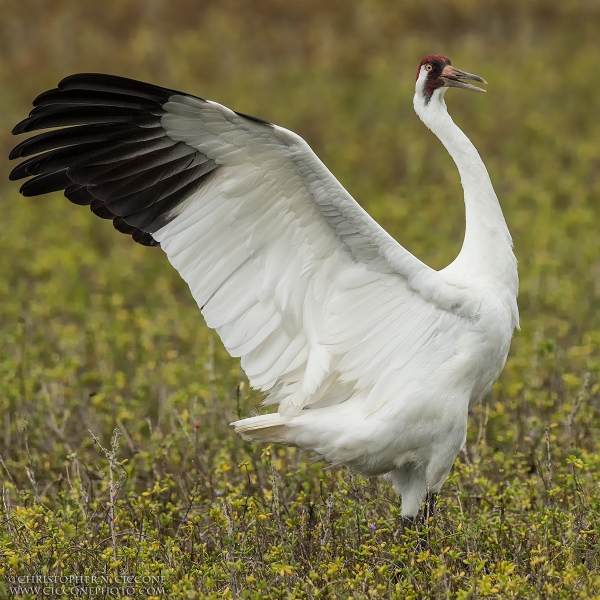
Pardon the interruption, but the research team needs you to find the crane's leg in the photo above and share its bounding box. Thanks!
[401,516,416,532]
[423,491,438,522]
[415,491,439,551]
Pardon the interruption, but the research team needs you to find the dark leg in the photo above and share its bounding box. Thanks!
[401,516,416,532]
[406,493,438,551]
[423,491,438,523]
[393,515,417,542]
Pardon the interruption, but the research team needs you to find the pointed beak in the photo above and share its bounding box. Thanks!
[440,65,487,92]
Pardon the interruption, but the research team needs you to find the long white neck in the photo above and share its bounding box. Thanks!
[413,87,518,313]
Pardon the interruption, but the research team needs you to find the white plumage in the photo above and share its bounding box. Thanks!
[10,55,518,521]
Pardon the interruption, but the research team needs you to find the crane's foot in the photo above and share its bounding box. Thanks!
[394,494,438,544]
[393,516,415,540]
[398,518,429,551]
[401,516,416,532]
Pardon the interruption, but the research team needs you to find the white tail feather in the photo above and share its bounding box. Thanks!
[231,413,291,443]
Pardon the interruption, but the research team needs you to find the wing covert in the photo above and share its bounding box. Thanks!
[154,94,477,414]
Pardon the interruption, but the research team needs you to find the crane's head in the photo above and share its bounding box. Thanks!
[415,55,486,104]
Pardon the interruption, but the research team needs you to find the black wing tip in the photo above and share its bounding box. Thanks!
[132,229,160,246]
[12,118,30,135]
[19,170,71,197]
[9,162,27,181]
[233,110,273,127]
[10,72,209,248]
[11,73,207,138]
[57,73,189,104]
[58,72,171,90]
[18,181,29,196]
[32,87,60,107]
[9,141,26,160]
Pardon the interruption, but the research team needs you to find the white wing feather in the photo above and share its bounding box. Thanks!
[152,95,478,416]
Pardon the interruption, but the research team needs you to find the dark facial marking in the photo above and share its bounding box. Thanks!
[416,55,451,103]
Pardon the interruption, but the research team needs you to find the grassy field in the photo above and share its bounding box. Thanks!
[1,1,600,597]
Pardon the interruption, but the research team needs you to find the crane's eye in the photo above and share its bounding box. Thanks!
[425,64,433,72]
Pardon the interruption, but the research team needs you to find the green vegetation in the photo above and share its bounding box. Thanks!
[1,1,600,597]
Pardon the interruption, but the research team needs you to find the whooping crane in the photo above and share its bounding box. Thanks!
[9,55,518,525]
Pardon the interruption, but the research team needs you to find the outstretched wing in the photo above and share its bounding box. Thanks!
[10,74,478,416]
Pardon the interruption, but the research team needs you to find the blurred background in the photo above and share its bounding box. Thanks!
[2,0,600,322]
[1,0,600,593]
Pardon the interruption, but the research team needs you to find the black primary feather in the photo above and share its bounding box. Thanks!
[9,123,164,160]
[9,73,220,247]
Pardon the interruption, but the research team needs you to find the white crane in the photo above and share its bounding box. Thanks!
[10,55,518,526]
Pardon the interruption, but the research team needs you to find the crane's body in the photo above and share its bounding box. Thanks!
[9,55,518,521]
